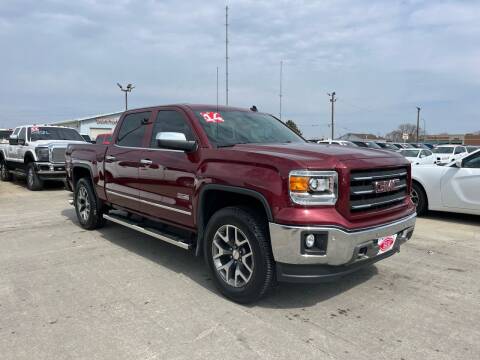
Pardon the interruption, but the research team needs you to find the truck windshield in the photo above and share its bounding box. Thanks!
[29,127,84,142]
[194,110,304,147]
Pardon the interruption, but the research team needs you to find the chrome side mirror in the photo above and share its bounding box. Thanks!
[156,132,197,152]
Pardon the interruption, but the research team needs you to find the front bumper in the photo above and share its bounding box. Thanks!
[34,162,66,180]
[269,213,416,282]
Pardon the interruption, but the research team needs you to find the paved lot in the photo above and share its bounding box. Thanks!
[1,179,479,360]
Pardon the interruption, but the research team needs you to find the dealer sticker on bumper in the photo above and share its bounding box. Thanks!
[377,234,397,255]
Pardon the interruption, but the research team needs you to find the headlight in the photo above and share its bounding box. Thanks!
[289,170,338,205]
[35,147,50,162]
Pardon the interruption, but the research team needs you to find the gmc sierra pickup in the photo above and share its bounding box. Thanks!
[66,104,416,303]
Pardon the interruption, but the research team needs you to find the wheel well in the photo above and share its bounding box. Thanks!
[196,188,272,256]
[72,166,92,190]
[0,151,4,162]
[24,152,35,164]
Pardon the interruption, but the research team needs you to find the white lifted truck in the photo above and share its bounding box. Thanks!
[0,125,86,190]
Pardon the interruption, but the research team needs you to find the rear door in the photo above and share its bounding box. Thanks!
[441,151,480,212]
[104,111,152,213]
[137,109,198,228]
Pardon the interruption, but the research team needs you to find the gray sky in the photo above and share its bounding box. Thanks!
[1,0,479,138]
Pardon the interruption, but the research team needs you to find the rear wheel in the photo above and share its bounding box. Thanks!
[412,182,427,215]
[0,159,12,181]
[75,178,105,230]
[204,206,275,303]
[26,163,43,191]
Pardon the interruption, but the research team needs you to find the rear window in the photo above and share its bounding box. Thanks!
[433,147,454,154]
[400,149,420,157]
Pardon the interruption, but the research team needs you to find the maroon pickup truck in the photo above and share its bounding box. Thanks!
[66,104,416,303]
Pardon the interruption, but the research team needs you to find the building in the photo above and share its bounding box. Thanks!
[423,134,465,145]
[50,111,122,139]
[337,133,384,141]
[464,133,480,146]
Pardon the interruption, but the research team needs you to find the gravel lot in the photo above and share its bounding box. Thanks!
[1,180,479,360]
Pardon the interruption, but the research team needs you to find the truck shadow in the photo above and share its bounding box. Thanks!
[61,208,378,309]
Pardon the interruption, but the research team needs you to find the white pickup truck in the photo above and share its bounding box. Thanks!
[0,125,86,190]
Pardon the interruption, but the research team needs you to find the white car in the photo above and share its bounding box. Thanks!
[398,148,436,165]
[411,149,480,216]
[317,139,358,147]
[431,145,468,164]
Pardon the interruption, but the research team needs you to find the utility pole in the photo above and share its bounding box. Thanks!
[416,106,421,142]
[216,66,219,109]
[279,60,283,120]
[225,5,229,106]
[328,92,336,139]
[422,118,426,141]
[117,83,134,111]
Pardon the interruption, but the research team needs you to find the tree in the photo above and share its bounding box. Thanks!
[285,120,302,136]
[385,123,422,142]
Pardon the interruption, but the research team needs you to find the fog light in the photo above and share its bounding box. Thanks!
[305,234,315,248]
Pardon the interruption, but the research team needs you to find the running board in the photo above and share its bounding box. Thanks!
[103,213,191,250]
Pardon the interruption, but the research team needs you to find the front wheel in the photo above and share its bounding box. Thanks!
[26,163,43,190]
[411,182,427,216]
[75,178,105,230]
[204,207,275,303]
[0,159,12,181]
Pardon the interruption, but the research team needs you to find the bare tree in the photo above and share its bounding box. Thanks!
[285,120,303,136]
[386,123,422,142]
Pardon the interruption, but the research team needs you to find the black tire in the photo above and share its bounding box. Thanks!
[74,178,106,230]
[0,159,12,181]
[204,206,275,304]
[412,182,427,216]
[26,163,43,191]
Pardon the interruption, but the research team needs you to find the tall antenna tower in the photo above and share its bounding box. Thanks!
[225,5,229,106]
[279,60,283,120]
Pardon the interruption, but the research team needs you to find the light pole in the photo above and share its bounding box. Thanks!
[328,92,336,139]
[117,83,135,111]
[416,106,421,142]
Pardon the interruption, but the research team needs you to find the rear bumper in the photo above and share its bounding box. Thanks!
[269,213,416,282]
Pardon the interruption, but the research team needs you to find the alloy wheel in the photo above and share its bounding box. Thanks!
[411,188,419,206]
[77,186,91,222]
[212,225,254,288]
[27,167,34,187]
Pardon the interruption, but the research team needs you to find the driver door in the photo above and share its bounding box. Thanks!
[441,151,480,211]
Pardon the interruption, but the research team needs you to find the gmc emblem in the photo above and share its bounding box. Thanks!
[374,179,400,193]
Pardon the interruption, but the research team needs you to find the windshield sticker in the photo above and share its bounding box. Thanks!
[200,112,224,123]
[31,126,39,132]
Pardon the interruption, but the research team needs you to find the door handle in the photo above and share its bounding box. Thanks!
[140,159,153,166]
[105,155,116,162]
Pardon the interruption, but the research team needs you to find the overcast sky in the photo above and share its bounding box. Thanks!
[1,0,479,137]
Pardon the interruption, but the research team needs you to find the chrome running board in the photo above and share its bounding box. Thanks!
[103,213,191,250]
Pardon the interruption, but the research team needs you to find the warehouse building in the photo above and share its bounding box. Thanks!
[50,111,122,140]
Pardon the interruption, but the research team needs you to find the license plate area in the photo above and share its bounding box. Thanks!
[377,234,397,255]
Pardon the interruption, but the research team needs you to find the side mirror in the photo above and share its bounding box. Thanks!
[9,135,18,145]
[18,138,26,146]
[156,132,197,152]
[455,159,462,168]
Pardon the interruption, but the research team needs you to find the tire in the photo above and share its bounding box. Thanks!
[0,159,12,181]
[26,163,43,191]
[74,178,106,230]
[411,182,427,216]
[204,206,275,303]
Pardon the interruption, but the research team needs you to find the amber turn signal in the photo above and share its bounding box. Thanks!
[289,176,309,192]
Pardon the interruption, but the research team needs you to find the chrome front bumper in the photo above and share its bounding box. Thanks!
[269,213,416,266]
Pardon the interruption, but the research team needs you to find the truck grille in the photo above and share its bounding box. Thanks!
[50,148,67,163]
[349,167,408,212]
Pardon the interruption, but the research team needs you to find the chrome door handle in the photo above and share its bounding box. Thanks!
[140,159,153,166]
[105,155,116,162]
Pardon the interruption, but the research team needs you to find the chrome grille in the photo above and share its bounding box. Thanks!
[50,147,67,163]
[350,167,408,212]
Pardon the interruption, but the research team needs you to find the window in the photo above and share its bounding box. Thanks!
[18,128,26,141]
[463,152,480,169]
[454,147,464,155]
[433,147,454,154]
[29,127,84,141]
[116,112,151,147]
[150,110,195,147]
[13,128,20,136]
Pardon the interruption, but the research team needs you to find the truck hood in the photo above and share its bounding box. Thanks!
[226,143,408,169]
[32,140,87,148]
